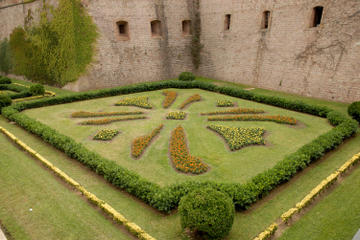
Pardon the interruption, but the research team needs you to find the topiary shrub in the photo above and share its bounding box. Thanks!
[179,188,235,240]
[0,95,12,112]
[348,101,360,124]
[179,72,196,81]
[0,76,11,84]
[29,84,45,96]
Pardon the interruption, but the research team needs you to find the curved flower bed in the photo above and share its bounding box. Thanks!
[166,111,186,120]
[93,129,120,141]
[208,125,265,151]
[208,115,297,125]
[71,111,143,118]
[131,124,164,158]
[115,96,152,109]
[201,108,265,115]
[162,91,177,108]
[79,116,146,125]
[179,94,201,109]
[170,126,208,174]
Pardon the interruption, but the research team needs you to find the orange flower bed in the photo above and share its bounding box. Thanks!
[179,94,201,109]
[201,108,265,115]
[169,126,208,174]
[162,91,177,108]
[71,111,143,118]
[79,116,146,125]
[208,115,297,125]
[131,124,164,158]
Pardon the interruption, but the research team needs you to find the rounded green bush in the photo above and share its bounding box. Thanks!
[348,101,360,123]
[179,188,235,240]
[29,84,45,96]
[0,76,11,84]
[0,95,12,112]
[179,72,196,81]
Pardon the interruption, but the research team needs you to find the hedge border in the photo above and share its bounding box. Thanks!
[1,80,358,213]
[252,151,360,240]
[0,126,156,240]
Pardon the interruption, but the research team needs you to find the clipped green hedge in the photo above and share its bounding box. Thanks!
[29,84,45,96]
[0,95,11,112]
[179,188,235,239]
[179,72,196,81]
[348,101,360,123]
[2,80,358,213]
[0,76,11,84]
[0,83,31,99]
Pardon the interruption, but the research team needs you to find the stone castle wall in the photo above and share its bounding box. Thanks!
[0,0,359,102]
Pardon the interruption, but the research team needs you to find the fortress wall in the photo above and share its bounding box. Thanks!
[0,0,359,102]
[66,0,194,91]
[198,0,360,102]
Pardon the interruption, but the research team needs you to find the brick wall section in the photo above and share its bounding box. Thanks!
[0,0,359,102]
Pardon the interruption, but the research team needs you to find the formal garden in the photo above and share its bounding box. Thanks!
[0,73,359,240]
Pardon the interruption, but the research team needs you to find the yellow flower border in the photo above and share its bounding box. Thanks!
[0,126,156,240]
[252,151,360,240]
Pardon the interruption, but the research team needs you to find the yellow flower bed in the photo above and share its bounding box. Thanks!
[253,223,278,240]
[115,96,152,109]
[166,111,186,120]
[208,125,265,151]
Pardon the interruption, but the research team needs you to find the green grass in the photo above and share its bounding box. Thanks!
[24,88,332,186]
[1,78,359,239]
[0,128,131,240]
[278,160,360,240]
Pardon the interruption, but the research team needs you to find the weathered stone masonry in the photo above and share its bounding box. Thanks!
[0,0,359,102]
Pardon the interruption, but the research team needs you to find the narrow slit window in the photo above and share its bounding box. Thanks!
[116,21,129,37]
[312,6,324,27]
[225,14,231,30]
[151,20,162,36]
[182,20,192,35]
[262,11,271,29]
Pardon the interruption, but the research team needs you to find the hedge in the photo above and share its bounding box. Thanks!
[2,80,358,212]
[0,83,31,99]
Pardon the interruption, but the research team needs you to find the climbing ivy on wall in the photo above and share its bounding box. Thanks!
[7,0,97,86]
[190,0,203,69]
[0,38,12,74]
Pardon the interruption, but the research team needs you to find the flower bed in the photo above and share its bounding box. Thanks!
[115,96,152,109]
[208,125,265,151]
[72,111,143,118]
[79,116,146,125]
[93,129,120,141]
[201,108,265,115]
[169,126,208,174]
[208,115,297,125]
[216,99,234,107]
[162,91,177,108]
[179,94,201,109]
[131,124,164,158]
[166,111,186,120]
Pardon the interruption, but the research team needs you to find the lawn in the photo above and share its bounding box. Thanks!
[0,131,132,240]
[24,88,332,186]
[278,156,360,240]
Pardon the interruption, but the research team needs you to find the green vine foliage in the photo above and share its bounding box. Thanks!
[191,0,203,69]
[0,38,12,74]
[8,0,97,86]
